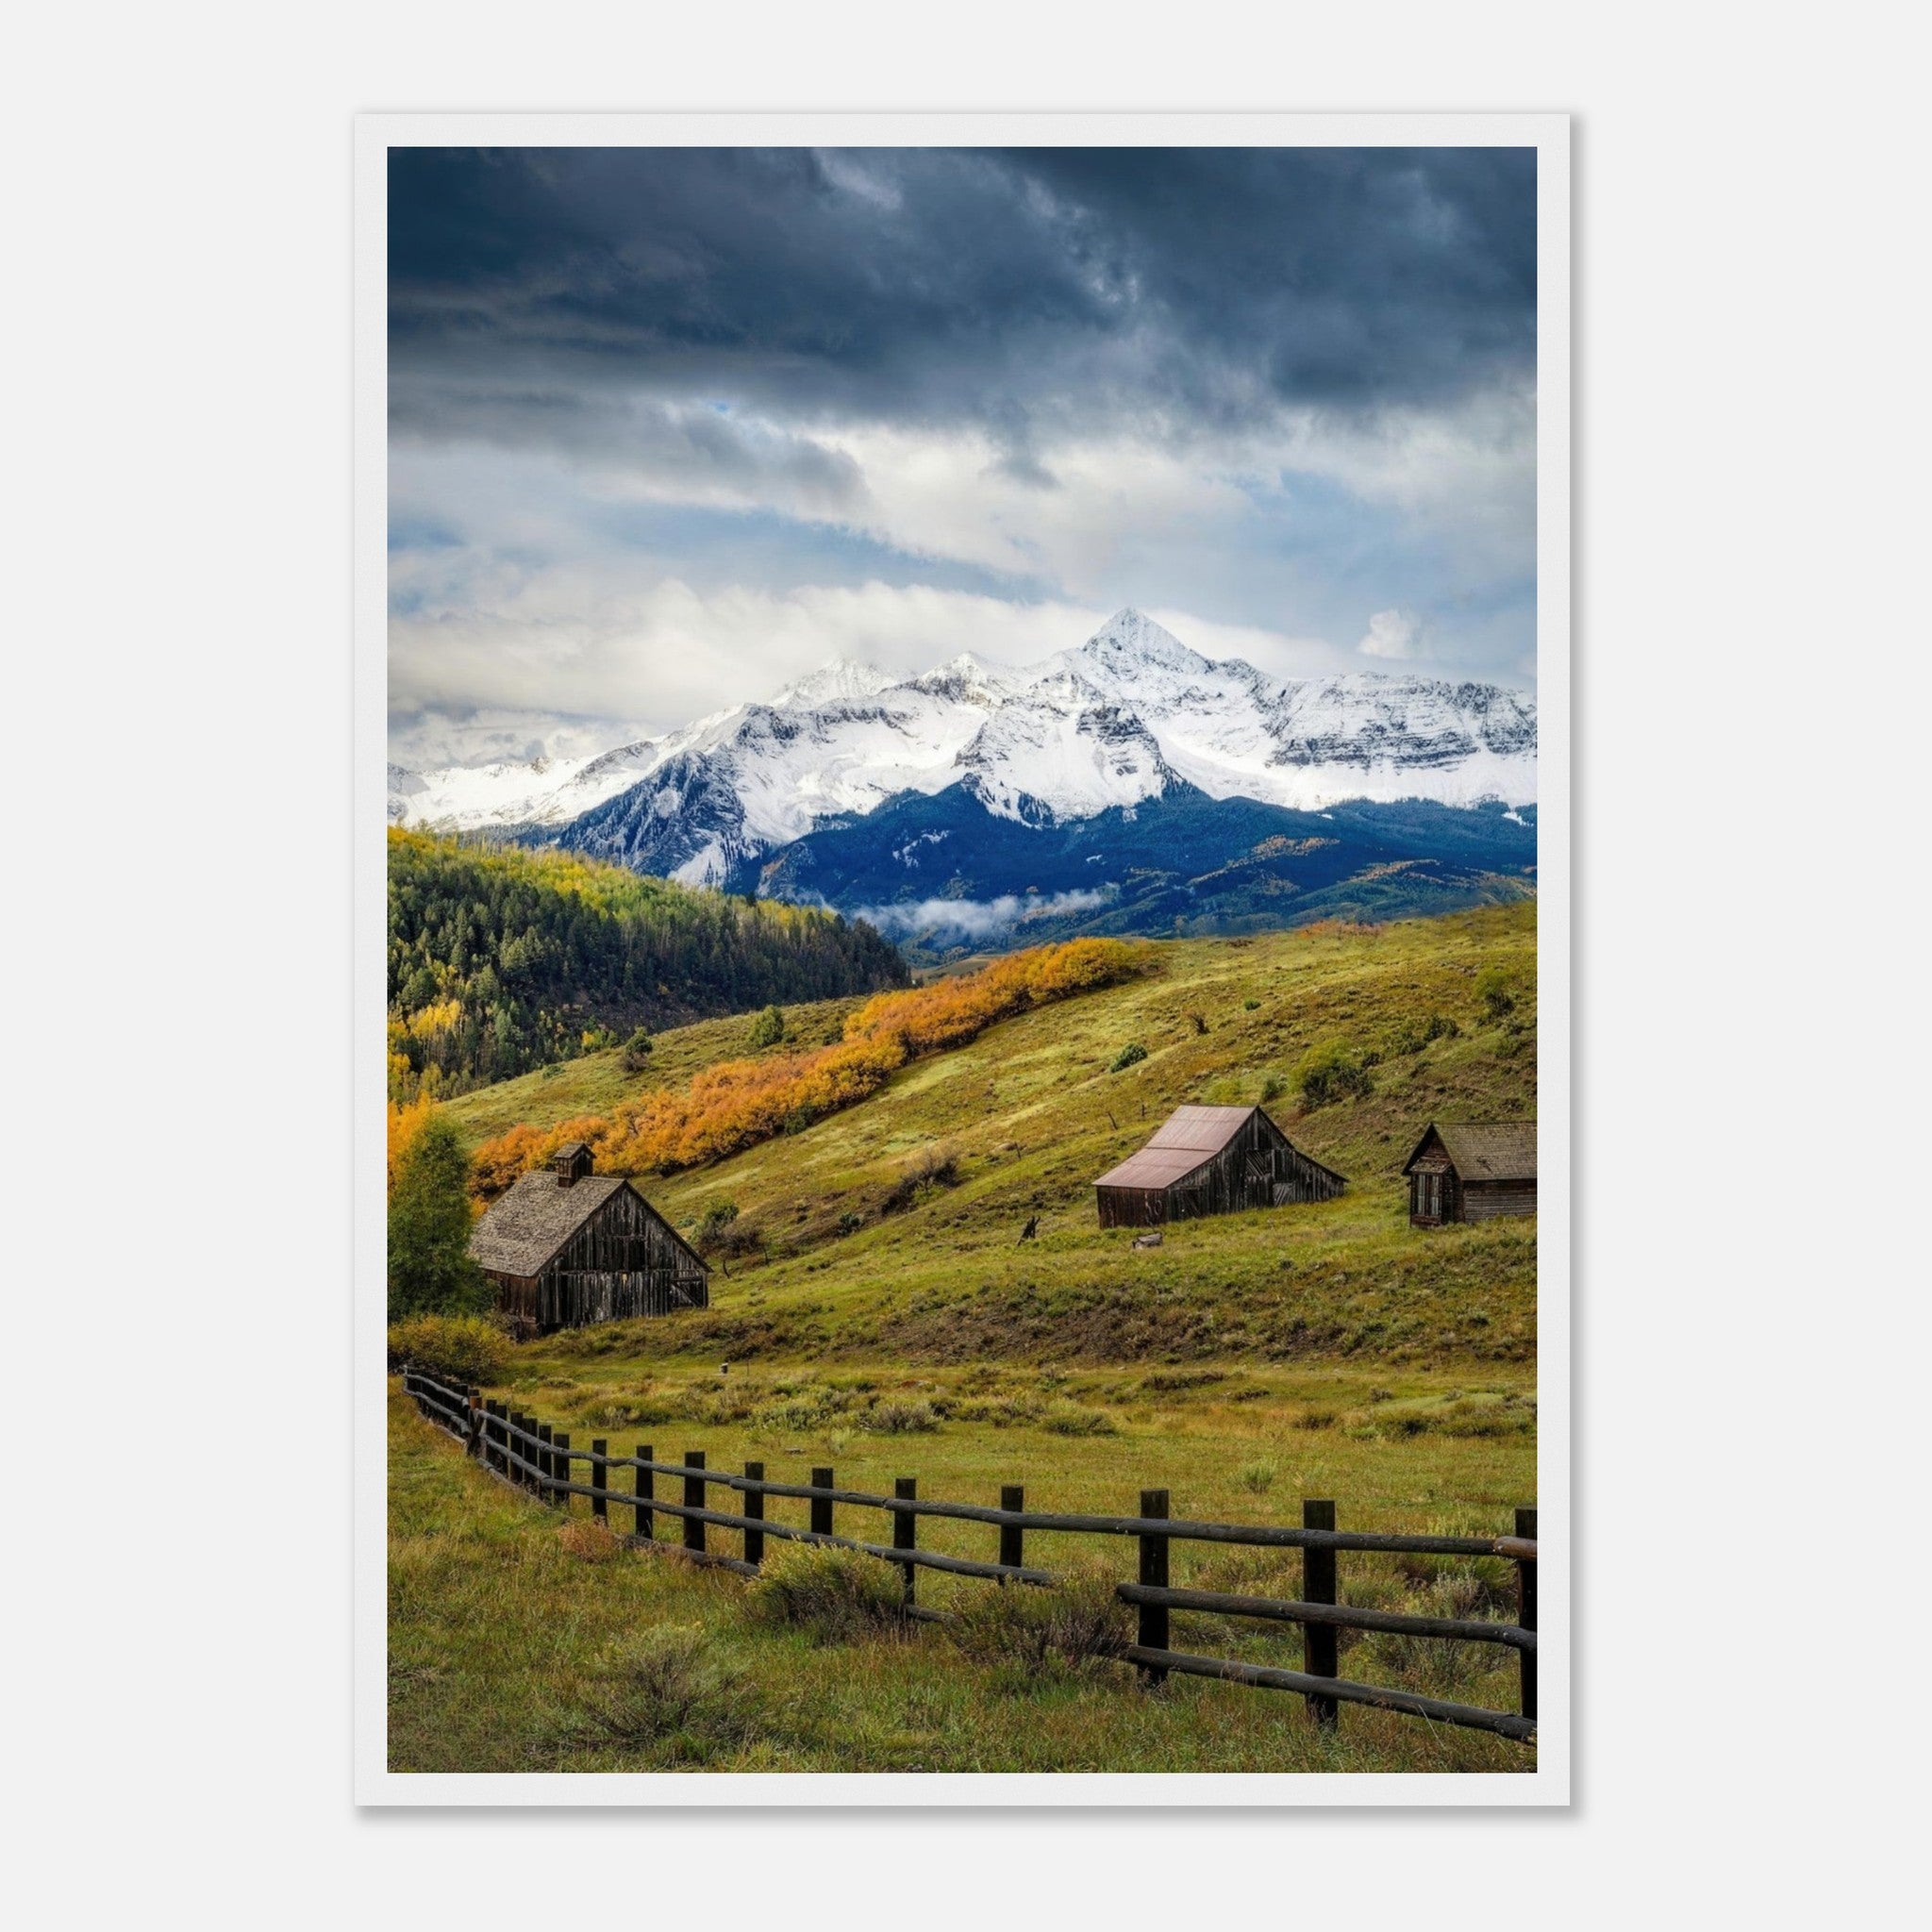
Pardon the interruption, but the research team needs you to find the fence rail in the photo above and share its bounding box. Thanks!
[401,1366,1539,1746]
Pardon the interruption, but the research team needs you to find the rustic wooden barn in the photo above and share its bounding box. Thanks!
[1092,1104,1346,1228]
[470,1141,709,1331]
[1402,1122,1537,1226]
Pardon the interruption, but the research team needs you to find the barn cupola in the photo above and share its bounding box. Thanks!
[554,1141,593,1187]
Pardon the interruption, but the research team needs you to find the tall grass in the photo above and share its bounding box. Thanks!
[388,1387,1532,1774]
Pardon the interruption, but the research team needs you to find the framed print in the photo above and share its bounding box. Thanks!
[356,111,1568,1805]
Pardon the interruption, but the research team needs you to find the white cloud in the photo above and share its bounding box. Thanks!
[849,889,1112,940]
[1358,608,1424,659]
[817,421,1255,598]
[806,397,1535,605]
[400,391,1534,622]
[385,708,643,774]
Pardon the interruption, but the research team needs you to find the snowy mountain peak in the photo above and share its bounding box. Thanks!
[1076,608,1208,675]
[389,609,1536,843]
[773,658,898,709]
[911,652,1027,707]
[933,651,1000,683]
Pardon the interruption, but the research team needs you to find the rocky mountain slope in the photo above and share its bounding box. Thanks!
[391,610,1536,864]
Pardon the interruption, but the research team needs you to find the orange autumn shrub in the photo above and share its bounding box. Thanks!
[466,1121,545,1198]
[468,1115,608,1201]
[469,937,1146,1194]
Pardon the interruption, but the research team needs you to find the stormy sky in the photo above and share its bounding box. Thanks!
[389,145,1538,770]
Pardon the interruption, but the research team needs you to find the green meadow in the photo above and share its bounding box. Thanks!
[389,1386,1531,1775]
[394,901,1540,1774]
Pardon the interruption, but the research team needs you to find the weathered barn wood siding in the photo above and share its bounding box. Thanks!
[491,1185,708,1331]
[1095,1111,1345,1228]
[1407,1143,1459,1226]
[1272,1141,1349,1207]
[1460,1179,1537,1222]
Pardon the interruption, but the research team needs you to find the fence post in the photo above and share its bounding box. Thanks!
[894,1477,918,1608]
[635,1445,655,1541]
[591,1440,608,1523]
[483,1400,499,1472]
[536,1422,554,1503]
[1516,1506,1538,1723]
[999,1484,1024,1580]
[1303,1499,1339,1730]
[743,1462,765,1568]
[514,1413,534,1491]
[683,1450,707,1556]
[1137,1489,1170,1687]
[810,1466,835,1538]
[466,1391,484,1458]
[553,1433,571,1513]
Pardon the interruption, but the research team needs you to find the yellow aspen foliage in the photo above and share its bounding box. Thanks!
[386,1091,437,1197]
[405,999,463,1042]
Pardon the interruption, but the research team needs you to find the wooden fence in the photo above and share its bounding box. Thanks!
[401,1366,1538,1745]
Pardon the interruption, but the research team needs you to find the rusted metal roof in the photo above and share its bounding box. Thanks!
[471,1172,630,1278]
[1093,1104,1263,1192]
[1402,1122,1537,1182]
[1144,1105,1265,1153]
[1091,1145,1216,1191]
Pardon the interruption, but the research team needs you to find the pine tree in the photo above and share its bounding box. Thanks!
[388,1112,490,1320]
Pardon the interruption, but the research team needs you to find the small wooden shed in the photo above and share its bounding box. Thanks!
[1092,1104,1346,1228]
[1402,1122,1537,1225]
[470,1142,709,1331]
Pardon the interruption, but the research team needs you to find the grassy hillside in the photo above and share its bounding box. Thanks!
[442,991,882,1143]
[399,902,1539,1775]
[446,901,1538,1375]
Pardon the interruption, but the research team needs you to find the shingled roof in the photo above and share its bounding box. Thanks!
[469,1173,631,1279]
[1403,1122,1537,1182]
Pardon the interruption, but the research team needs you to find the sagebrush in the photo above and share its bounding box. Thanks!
[745,1544,909,1642]
[565,1624,759,1760]
[946,1565,1134,1682]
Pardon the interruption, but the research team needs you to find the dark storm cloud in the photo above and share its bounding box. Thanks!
[387,144,1541,766]
[390,380,868,510]
[388,145,1535,446]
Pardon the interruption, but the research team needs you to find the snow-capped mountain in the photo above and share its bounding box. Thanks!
[384,745,662,831]
[388,610,1537,886]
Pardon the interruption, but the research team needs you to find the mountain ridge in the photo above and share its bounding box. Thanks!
[389,610,1538,874]
[743,781,1537,958]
